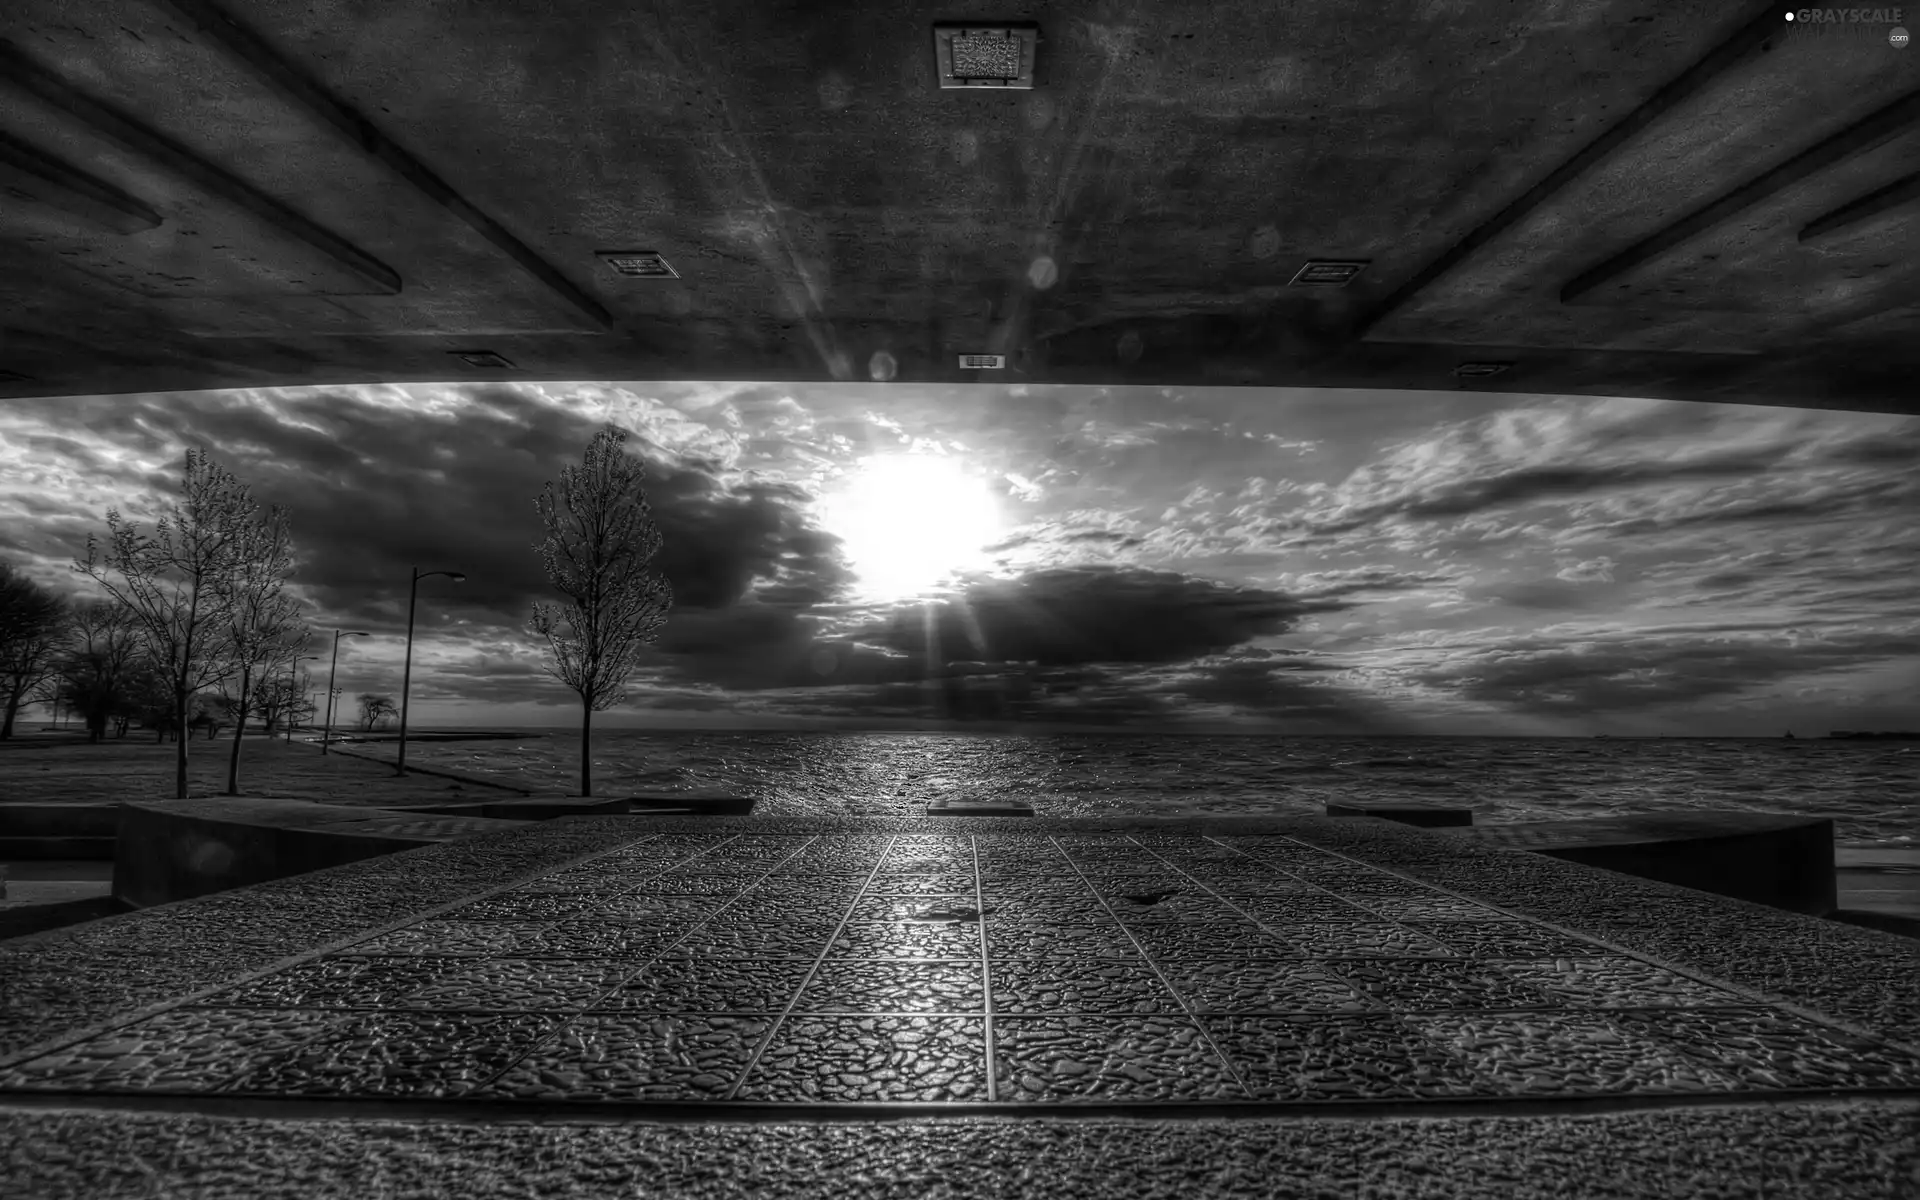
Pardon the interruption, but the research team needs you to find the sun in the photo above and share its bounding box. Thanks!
[820,453,1003,599]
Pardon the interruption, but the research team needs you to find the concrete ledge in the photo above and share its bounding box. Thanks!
[1327,802,1474,827]
[929,799,1035,816]
[0,836,116,860]
[111,799,528,910]
[1443,812,1836,916]
[0,804,121,838]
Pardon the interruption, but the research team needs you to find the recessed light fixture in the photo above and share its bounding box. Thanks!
[934,23,1039,89]
[1453,361,1514,378]
[958,352,1006,369]
[596,250,678,279]
[1289,260,1369,286]
[450,350,515,369]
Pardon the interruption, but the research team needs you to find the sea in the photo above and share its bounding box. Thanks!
[368,730,1917,850]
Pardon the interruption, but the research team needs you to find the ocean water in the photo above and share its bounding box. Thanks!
[377,731,1917,849]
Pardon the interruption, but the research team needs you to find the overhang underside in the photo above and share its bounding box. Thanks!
[0,0,1914,413]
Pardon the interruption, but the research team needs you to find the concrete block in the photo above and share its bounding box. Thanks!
[112,799,524,909]
[1443,812,1836,916]
[928,799,1035,817]
[1326,802,1473,828]
[624,792,757,816]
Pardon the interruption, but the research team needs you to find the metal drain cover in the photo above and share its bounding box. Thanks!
[934,23,1039,89]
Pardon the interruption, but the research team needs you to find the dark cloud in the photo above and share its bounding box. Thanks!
[1408,628,1920,714]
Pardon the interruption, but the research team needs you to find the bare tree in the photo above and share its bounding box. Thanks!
[54,599,143,742]
[73,448,253,798]
[529,425,674,797]
[214,505,307,794]
[0,560,70,738]
[250,666,318,736]
[356,692,396,732]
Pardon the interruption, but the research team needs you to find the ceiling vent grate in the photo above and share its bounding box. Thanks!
[451,350,516,369]
[958,352,1006,369]
[1289,260,1369,286]
[934,24,1039,89]
[597,251,679,279]
[1453,361,1514,378]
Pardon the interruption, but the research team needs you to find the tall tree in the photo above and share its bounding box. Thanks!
[247,665,318,736]
[529,425,674,797]
[0,560,70,738]
[73,447,253,798]
[356,692,396,732]
[54,599,142,742]
[214,505,306,794]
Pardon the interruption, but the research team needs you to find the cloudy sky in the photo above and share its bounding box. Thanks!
[1,381,1915,735]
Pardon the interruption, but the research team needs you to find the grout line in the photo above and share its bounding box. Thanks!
[457,833,820,1098]
[973,832,995,1103]
[722,834,901,1101]
[1044,834,1260,1103]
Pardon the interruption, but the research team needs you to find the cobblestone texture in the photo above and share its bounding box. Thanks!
[4,831,1917,1107]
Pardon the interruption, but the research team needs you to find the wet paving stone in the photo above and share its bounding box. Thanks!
[1502,957,1753,1006]
[990,960,1182,1014]
[193,957,467,1009]
[440,893,605,922]
[511,919,691,960]
[14,831,1915,1112]
[1270,923,1457,958]
[993,1015,1244,1102]
[667,922,840,959]
[647,873,764,896]
[1606,1007,1920,1091]
[1364,896,1526,921]
[986,922,1145,959]
[593,958,816,1013]
[1330,960,1566,1010]
[1411,1013,1745,1096]
[1159,960,1380,1014]
[829,922,982,959]
[225,1013,559,1098]
[1225,894,1377,923]
[345,920,551,956]
[582,894,729,923]
[715,894,856,926]
[0,1009,348,1093]
[1407,922,1614,960]
[1205,1015,1499,1100]
[851,895,985,923]
[1127,922,1300,961]
[1106,893,1250,923]
[864,873,978,896]
[796,960,984,1013]
[396,958,634,1011]
[476,1015,768,1101]
[738,1015,988,1102]
[980,896,1114,925]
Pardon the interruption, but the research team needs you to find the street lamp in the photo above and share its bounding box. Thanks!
[397,567,466,777]
[321,630,370,755]
[285,654,320,743]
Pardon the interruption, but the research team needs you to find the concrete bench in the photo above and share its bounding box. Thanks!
[0,804,121,860]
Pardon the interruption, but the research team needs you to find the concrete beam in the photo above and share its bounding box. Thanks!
[0,37,403,295]
[153,0,615,330]
[1799,171,1920,241]
[1560,88,1920,303]
[1351,2,1808,340]
[0,130,163,235]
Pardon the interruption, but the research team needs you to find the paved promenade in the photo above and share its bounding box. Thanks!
[4,816,1917,1197]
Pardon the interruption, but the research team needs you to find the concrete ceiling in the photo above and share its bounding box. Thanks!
[1,1,1916,413]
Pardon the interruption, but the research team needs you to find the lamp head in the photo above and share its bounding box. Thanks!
[448,571,467,582]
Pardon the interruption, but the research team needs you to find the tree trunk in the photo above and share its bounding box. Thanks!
[580,701,593,798]
[173,685,191,799]
[0,683,21,738]
[225,667,251,795]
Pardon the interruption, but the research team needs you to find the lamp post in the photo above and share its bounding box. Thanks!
[397,567,466,777]
[285,654,320,743]
[321,630,370,755]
